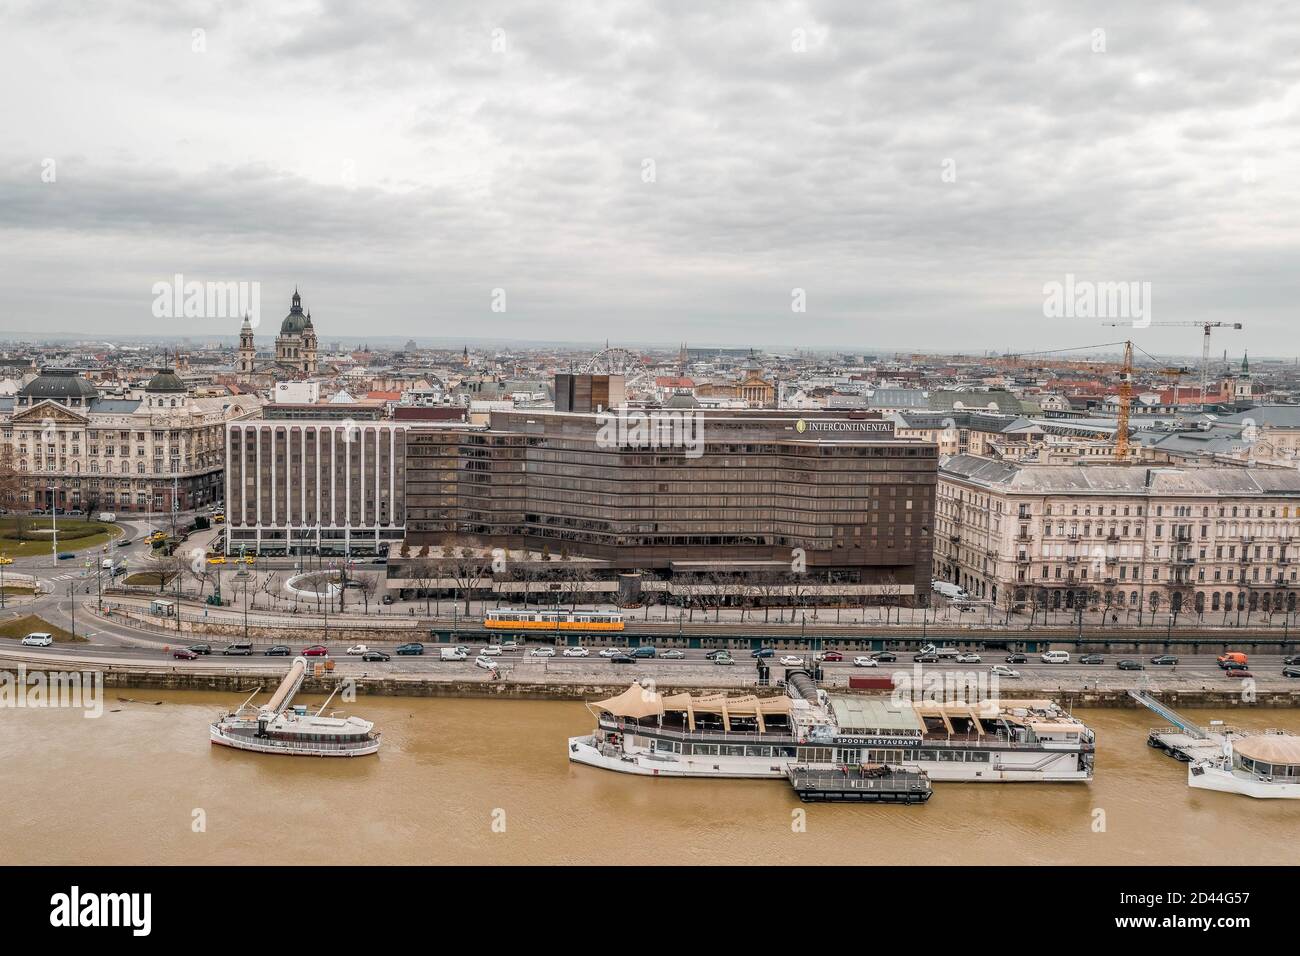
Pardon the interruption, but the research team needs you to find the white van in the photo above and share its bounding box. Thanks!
[21,633,53,647]
[97,512,116,522]
[440,647,468,661]
[1041,650,1071,664]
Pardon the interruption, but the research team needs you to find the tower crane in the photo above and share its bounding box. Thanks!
[1103,321,1243,408]
[1116,340,1133,461]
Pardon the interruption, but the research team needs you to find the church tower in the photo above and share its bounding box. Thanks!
[237,313,255,380]
[303,310,318,376]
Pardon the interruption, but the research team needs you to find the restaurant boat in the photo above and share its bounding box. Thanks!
[569,673,1094,783]
[210,657,380,757]
[1188,731,1300,799]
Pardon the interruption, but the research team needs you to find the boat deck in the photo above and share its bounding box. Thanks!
[785,765,932,803]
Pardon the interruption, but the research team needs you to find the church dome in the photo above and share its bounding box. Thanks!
[281,289,310,335]
[145,368,187,393]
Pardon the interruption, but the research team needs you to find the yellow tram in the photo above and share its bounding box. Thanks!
[483,609,624,631]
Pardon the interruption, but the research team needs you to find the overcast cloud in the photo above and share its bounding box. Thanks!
[1,0,1298,357]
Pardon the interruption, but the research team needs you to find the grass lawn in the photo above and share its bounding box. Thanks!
[0,585,37,596]
[0,517,123,558]
[123,571,177,587]
[0,614,86,643]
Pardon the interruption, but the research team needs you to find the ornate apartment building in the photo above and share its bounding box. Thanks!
[935,454,1300,621]
[0,368,262,514]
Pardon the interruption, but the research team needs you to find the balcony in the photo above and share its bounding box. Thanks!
[1106,533,1120,543]
[1066,534,1081,543]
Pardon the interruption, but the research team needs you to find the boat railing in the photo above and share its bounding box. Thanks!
[215,728,374,752]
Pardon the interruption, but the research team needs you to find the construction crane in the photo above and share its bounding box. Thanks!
[1116,340,1133,461]
[1103,321,1243,408]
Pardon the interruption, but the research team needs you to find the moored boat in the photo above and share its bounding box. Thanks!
[1188,731,1300,799]
[210,657,381,757]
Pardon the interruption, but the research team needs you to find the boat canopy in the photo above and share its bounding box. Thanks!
[593,684,791,732]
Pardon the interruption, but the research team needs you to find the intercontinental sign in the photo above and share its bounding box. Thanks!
[794,419,895,435]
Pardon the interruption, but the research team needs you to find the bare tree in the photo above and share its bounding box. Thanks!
[442,538,488,615]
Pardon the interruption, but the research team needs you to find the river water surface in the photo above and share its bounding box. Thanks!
[3,692,1298,865]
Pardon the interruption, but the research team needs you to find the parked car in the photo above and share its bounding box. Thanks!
[954,653,982,664]
[475,656,498,671]
[345,644,369,656]
[660,649,685,659]
[1283,665,1300,678]
[188,644,212,655]
[381,595,394,605]
[713,653,735,666]
[751,648,775,658]
[631,646,657,658]
[562,646,590,657]
[20,632,52,647]
[264,645,291,657]
[1004,653,1027,664]
[599,647,624,658]
[172,647,198,660]
[1080,654,1105,665]
[1150,655,1179,666]
[870,651,898,663]
[913,652,939,663]
[396,642,425,656]
[990,664,1020,678]
[610,654,636,664]
[852,656,878,668]
[302,645,329,657]
[1116,659,1145,671]
[1284,655,1300,666]
[779,655,804,666]
[529,646,556,657]
[361,650,391,662]
[221,642,253,656]
[819,651,844,662]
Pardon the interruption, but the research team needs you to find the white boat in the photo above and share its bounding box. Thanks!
[210,657,381,757]
[1188,731,1300,799]
[569,673,1094,783]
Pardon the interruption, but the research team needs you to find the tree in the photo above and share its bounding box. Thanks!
[442,538,488,615]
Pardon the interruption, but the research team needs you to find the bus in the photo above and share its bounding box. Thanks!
[484,609,624,631]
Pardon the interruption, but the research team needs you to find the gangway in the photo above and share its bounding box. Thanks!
[1128,688,1206,738]
[259,657,308,715]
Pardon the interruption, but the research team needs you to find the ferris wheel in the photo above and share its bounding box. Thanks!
[582,347,649,387]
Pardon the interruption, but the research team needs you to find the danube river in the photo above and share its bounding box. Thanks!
[4,693,1298,865]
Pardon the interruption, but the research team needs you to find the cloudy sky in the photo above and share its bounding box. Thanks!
[1,0,1298,357]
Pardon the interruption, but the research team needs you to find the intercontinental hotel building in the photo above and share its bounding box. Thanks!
[225,405,937,608]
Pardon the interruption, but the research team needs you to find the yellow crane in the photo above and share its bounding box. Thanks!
[1103,321,1243,407]
[1116,340,1133,461]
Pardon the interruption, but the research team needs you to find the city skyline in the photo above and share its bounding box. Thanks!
[3,1,1298,355]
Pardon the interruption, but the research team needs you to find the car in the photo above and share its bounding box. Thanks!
[1224,669,1254,679]
[954,653,982,664]
[870,652,898,663]
[396,642,425,656]
[480,645,504,656]
[499,640,522,651]
[302,645,329,657]
[1150,655,1179,666]
[562,646,590,657]
[475,656,498,671]
[529,647,556,657]
[913,652,939,663]
[819,651,844,662]
[57,552,75,560]
[599,647,625,658]
[1221,660,1249,672]
[221,643,253,656]
[116,538,132,548]
[990,665,1020,678]
[345,644,369,656]
[779,655,804,666]
[704,649,730,660]
[188,644,212,655]
[1116,659,1145,671]
[713,654,735,665]
[1004,653,1027,664]
[1284,655,1300,666]
[852,656,878,668]
[360,650,390,662]
[172,648,198,660]
[1283,666,1300,678]
[264,645,291,657]
[630,646,657,658]
[660,649,685,659]
[381,594,394,605]
[1080,654,1105,665]
[610,654,636,664]
[206,556,226,565]
[751,648,775,658]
